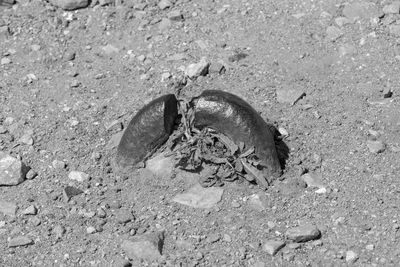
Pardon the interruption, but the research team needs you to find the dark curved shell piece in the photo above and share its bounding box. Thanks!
[115,94,178,170]
[191,90,282,178]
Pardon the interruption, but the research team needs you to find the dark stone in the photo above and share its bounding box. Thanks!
[8,236,33,247]
[191,90,282,180]
[286,224,321,243]
[63,186,83,201]
[115,94,178,171]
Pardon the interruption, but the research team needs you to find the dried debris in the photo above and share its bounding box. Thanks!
[161,99,272,188]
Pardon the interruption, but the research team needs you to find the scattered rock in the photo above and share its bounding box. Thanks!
[107,132,123,149]
[301,173,326,190]
[0,200,17,216]
[223,234,232,242]
[166,53,186,61]
[267,221,276,228]
[285,224,321,243]
[206,233,220,243]
[366,140,386,153]
[99,0,114,6]
[315,188,327,194]
[87,226,96,234]
[228,51,248,62]
[366,244,374,250]
[1,57,11,65]
[52,225,65,239]
[52,160,66,170]
[121,231,165,261]
[102,44,119,55]
[276,88,306,105]
[68,171,89,182]
[145,153,174,178]
[247,193,267,211]
[262,240,285,256]
[161,72,171,81]
[383,2,400,14]
[25,169,37,180]
[172,183,224,209]
[287,242,301,249]
[342,2,381,22]
[326,26,343,41]
[185,57,210,79]
[19,130,34,145]
[276,178,307,195]
[4,117,14,125]
[158,18,171,31]
[158,0,171,10]
[64,50,76,61]
[8,236,34,247]
[115,209,134,224]
[168,10,183,21]
[0,152,29,186]
[29,217,41,226]
[335,17,351,27]
[209,62,226,74]
[346,250,359,263]
[26,74,38,83]
[22,205,37,215]
[383,87,393,98]
[30,44,41,51]
[63,186,84,201]
[49,0,89,10]
[231,201,241,208]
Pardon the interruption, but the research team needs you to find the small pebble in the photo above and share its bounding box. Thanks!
[263,240,285,256]
[8,236,34,247]
[168,10,183,21]
[52,225,65,239]
[22,205,37,215]
[53,160,66,170]
[64,51,76,61]
[115,209,134,224]
[1,57,11,65]
[223,234,232,242]
[70,80,80,88]
[231,201,241,208]
[31,44,41,51]
[366,244,374,250]
[366,140,386,153]
[25,169,37,180]
[68,171,89,182]
[345,250,358,263]
[286,224,321,243]
[97,208,107,218]
[29,217,41,226]
[206,233,220,243]
[287,243,301,249]
[87,226,96,234]
[158,0,172,10]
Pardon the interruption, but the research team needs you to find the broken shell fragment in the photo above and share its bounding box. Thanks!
[191,90,282,180]
[115,94,178,171]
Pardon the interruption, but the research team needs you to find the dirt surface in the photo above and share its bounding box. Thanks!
[1,0,400,266]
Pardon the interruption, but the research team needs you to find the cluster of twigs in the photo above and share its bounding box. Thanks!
[165,100,270,188]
